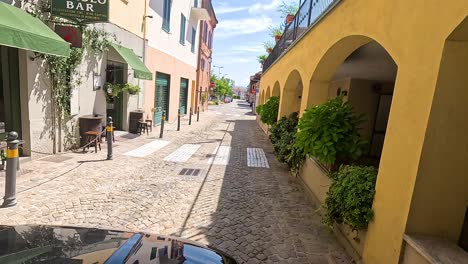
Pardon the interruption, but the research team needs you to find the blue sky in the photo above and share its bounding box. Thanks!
[211,0,297,87]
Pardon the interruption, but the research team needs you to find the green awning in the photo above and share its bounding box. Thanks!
[0,2,70,57]
[111,43,153,80]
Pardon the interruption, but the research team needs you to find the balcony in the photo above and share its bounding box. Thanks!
[263,0,342,73]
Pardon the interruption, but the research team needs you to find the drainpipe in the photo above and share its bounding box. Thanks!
[140,0,148,110]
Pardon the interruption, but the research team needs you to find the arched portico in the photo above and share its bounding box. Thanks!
[279,70,303,118]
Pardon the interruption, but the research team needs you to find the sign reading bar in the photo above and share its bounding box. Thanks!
[51,0,109,24]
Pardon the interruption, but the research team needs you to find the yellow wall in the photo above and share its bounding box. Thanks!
[257,0,468,263]
[110,1,145,38]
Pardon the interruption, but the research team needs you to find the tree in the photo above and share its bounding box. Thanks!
[211,74,234,98]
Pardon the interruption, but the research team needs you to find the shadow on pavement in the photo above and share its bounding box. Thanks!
[179,119,351,263]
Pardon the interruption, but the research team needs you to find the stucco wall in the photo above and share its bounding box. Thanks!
[257,0,468,262]
[144,46,196,123]
[147,0,200,68]
[109,0,145,38]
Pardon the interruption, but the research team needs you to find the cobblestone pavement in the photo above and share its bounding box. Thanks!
[0,101,351,263]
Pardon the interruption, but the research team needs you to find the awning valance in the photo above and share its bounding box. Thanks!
[0,2,70,57]
[110,43,152,80]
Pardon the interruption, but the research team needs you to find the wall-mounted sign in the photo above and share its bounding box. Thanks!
[93,73,102,91]
[51,0,109,24]
[55,25,82,48]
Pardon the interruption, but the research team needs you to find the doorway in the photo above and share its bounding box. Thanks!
[154,72,170,124]
[0,46,21,139]
[106,61,125,130]
[179,78,189,115]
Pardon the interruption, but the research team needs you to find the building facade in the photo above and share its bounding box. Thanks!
[257,0,468,263]
[194,0,217,113]
[144,0,210,123]
[0,0,150,159]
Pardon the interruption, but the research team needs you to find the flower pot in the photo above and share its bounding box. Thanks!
[275,35,281,42]
[286,14,295,24]
[266,48,273,54]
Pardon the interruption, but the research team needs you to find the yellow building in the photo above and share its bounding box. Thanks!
[258,0,468,263]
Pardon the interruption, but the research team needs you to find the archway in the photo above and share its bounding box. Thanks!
[272,81,280,97]
[259,90,265,105]
[265,86,271,102]
[279,70,303,118]
[405,17,468,252]
[307,36,398,164]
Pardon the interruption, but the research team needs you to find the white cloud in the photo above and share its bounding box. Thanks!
[216,16,274,38]
[248,0,282,14]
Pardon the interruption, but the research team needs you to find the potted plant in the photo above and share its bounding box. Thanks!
[278,1,299,25]
[122,83,141,95]
[270,27,283,42]
[258,54,268,64]
[264,41,274,54]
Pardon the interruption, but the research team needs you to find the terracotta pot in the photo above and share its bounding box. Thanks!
[275,35,281,42]
[286,14,295,24]
[266,48,273,54]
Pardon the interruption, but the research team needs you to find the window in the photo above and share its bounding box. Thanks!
[162,0,171,32]
[201,59,205,70]
[150,247,158,260]
[208,32,213,49]
[180,14,186,45]
[194,0,198,7]
[203,23,208,43]
[191,27,196,53]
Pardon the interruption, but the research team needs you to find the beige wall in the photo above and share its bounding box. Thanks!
[109,0,145,38]
[145,47,197,123]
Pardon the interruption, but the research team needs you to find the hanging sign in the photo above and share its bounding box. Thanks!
[51,0,109,24]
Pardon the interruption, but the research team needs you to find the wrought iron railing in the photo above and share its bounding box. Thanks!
[262,0,341,73]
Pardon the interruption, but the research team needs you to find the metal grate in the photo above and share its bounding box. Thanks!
[178,168,202,176]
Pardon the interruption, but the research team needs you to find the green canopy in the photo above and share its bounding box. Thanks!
[0,2,70,57]
[111,43,153,80]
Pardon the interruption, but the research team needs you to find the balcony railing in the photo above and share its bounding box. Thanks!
[262,0,342,73]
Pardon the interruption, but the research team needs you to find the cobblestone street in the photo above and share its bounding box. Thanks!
[0,101,351,263]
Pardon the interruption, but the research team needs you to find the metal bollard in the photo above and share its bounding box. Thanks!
[197,106,200,122]
[106,117,113,160]
[177,109,181,131]
[189,108,192,126]
[160,111,166,138]
[3,131,19,207]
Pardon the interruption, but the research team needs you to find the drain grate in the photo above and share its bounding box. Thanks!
[178,168,202,176]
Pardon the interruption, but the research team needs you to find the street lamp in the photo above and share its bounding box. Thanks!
[213,65,224,76]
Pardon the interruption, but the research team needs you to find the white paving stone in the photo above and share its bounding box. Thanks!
[164,144,201,162]
[123,140,170,158]
[247,148,270,168]
[207,146,231,165]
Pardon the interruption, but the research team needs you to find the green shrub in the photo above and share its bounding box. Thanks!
[295,96,366,166]
[323,165,378,230]
[258,96,280,125]
[269,112,305,175]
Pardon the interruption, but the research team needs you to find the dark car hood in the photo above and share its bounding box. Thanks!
[0,225,237,264]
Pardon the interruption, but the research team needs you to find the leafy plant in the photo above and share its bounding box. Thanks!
[201,93,208,104]
[258,96,280,125]
[323,165,378,230]
[258,54,268,64]
[256,104,263,115]
[122,83,141,95]
[278,1,299,17]
[295,96,367,167]
[269,25,285,38]
[269,112,305,175]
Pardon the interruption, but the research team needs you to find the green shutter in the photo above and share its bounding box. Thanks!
[191,28,196,53]
[180,14,186,45]
[163,0,171,32]
[179,78,189,115]
[154,73,170,124]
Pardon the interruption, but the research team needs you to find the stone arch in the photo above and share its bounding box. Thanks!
[272,81,280,97]
[279,70,303,118]
[259,90,265,105]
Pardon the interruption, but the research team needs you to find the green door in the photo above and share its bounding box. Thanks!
[154,73,170,124]
[179,78,189,115]
[0,46,21,138]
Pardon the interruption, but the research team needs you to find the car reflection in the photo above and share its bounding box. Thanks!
[0,225,237,264]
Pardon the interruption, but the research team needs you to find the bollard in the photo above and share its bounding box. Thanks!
[177,109,181,131]
[3,132,19,207]
[160,111,166,138]
[189,108,192,126]
[197,106,200,122]
[106,117,113,160]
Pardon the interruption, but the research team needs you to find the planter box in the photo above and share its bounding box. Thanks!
[299,158,367,263]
